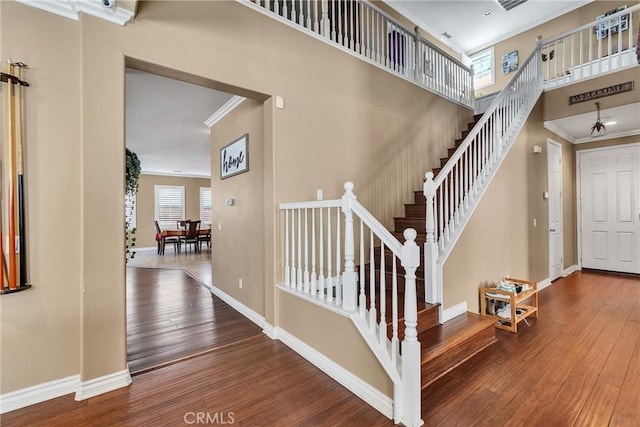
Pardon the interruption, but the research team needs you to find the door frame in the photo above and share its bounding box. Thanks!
[576,142,640,271]
[547,138,563,281]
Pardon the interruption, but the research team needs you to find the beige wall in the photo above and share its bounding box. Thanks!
[211,99,266,316]
[443,99,577,313]
[1,0,471,394]
[1,3,82,393]
[543,67,640,121]
[134,174,210,249]
[475,1,637,96]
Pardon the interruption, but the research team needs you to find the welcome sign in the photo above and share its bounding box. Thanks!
[220,134,249,179]
[569,81,634,104]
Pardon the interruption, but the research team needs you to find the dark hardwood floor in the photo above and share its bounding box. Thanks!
[126,267,262,373]
[2,270,639,426]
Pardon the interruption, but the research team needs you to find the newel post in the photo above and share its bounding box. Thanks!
[341,182,357,311]
[400,228,422,427]
[413,26,422,81]
[423,172,438,304]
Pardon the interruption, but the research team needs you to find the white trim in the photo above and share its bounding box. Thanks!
[277,285,351,318]
[74,368,131,401]
[547,139,564,282]
[543,121,575,143]
[441,301,467,323]
[537,277,553,291]
[77,0,134,25]
[208,284,266,328]
[0,374,80,414]
[273,327,394,420]
[573,130,640,144]
[262,322,276,339]
[563,264,579,277]
[141,170,210,179]
[204,96,246,128]
[15,0,134,25]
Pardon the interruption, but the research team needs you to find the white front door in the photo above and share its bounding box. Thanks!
[548,140,563,281]
[580,145,640,274]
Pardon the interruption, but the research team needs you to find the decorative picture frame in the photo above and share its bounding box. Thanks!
[594,5,628,40]
[220,134,249,179]
[502,51,518,74]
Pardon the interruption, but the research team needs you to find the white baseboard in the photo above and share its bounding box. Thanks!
[0,374,80,414]
[75,368,132,401]
[538,277,552,291]
[262,322,276,339]
[208,284,265,329]
[563,265,579,277]
[273,327,393,420]
[441,301,467,322]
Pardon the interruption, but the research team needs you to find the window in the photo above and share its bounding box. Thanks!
[471,47,495,90]
[125,192,136,229]
[155,185,185,229]
[200,187,212,225]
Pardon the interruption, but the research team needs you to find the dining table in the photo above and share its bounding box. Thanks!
[159,226,212,254]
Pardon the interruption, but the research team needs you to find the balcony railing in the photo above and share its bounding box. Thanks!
[243,0,475,109]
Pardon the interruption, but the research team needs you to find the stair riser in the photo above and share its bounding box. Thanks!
[414,191,426,204]
[362,268,426,301]
[389,306,439,340]
[404,204,425,218]
[394,217,426,232]
[421,323,496,388]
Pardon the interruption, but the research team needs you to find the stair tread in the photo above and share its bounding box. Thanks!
[419,312,495,361]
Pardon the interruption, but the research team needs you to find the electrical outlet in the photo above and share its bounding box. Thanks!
[239,278,243,289]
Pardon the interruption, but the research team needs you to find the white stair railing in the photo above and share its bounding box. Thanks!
[244,0,474,109]
[541,4,639,89]
[279,182,422,427]
[423,41,544,305]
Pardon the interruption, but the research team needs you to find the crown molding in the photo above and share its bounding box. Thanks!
[141,170,211,179]
[543,120,576,143]
[15,0,134,25]
[204,96,246,128]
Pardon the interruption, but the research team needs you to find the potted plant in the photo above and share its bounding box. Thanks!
[125,148,141,262]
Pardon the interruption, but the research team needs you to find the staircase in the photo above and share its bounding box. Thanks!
[366,113,497,389]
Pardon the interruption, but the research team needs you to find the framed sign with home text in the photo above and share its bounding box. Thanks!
[220,134,249,179]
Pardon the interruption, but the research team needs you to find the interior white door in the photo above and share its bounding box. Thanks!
[548,141,563,281]
[580,145,640,274]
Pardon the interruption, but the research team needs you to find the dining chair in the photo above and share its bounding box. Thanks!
[198,226,212,253]
[181,220,201,253]
[155,220,180,255]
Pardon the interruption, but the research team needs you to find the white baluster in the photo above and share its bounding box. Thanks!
[355,1,360,53]
[297,209,303,291]
[400,228,422,427]
[331,0,336,42]
[391,258,398,364]
[369,230,376,331]
[341,182,357,311]
[311,208,317,295]
[321,0,328,37]
[304,209,310,293]
[319,207,325,299]
[327,207,333,302]
[379,242,386,345]
[424,172,438,304]
[359,219,366,317]
[335,206,341,306]
[285,209,290,287]
[307,0,312,31]
[291,208,296,286]
[349,0,354,49]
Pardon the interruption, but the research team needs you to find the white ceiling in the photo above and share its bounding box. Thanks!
[384,0,593,55]
[545,102,640,144]
[125,68,234,178]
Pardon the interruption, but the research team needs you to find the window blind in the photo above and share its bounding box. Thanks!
[200,187,212,224]
[155,185,185,229]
